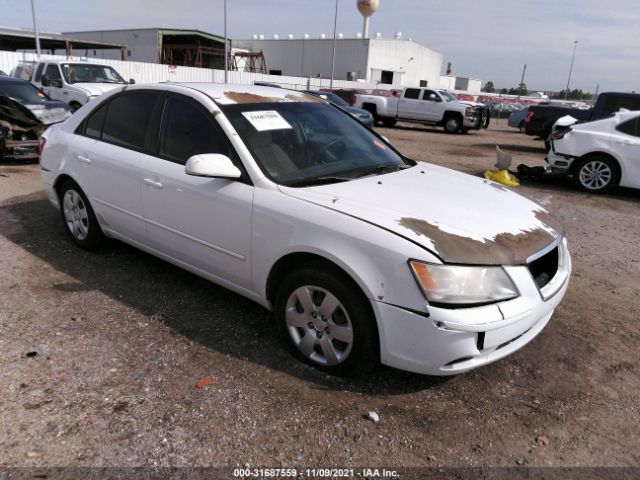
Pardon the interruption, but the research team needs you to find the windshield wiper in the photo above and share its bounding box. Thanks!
[353,163,409,178]
[287,176,352,187]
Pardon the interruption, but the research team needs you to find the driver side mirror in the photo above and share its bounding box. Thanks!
[185,154,242,179]
[129,78,136,84]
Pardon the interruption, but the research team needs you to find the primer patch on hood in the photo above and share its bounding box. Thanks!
[398,209,561,265]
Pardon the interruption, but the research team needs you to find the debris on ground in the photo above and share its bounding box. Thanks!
[517,164,548,179]
[365,411,380,423]
[195,376,215,389]
[484,169,520,187]
[535,435,550,446]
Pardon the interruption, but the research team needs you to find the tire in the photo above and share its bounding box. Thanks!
[573,155,620,194]
[69,102,82,113]
[274,262,378,376]
[362,104,379,124]
[518,121,525,133]
[443,113,462,134]
[381,118,397,128]
[58,179,104,249]
[544,138,551,151]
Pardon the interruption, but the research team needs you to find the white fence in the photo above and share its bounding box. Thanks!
[0,50,378,91]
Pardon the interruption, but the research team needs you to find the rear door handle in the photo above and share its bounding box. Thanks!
[144,178,163,189]
[77,154,91,164]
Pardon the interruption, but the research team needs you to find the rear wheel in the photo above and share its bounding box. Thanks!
[274,263,378,376]
[69,101,82,113]
[574,155,620,194]
[381,118,397,128]
[58,179,104,249]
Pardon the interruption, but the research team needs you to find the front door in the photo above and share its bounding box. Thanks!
[140,94,254,290]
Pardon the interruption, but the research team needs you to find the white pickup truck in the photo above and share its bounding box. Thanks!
[354,87,489,133]
[31,61,132,112]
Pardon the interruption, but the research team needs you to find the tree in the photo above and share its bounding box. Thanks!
[500,88,508,94]
[483,81,495,93]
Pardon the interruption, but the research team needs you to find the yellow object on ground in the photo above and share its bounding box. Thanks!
[484,169,520,187]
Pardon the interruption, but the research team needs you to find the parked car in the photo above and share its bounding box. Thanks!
[547,110,640,193]
[40,83,570,376]
[508,106,530,132]
[355,87,489,132]
[525,92,640,149]
[303,90,374,127]
[0,76,71,161]
[31,60,132,112]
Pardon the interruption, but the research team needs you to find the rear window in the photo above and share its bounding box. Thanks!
[602,96,640,116]
[404,89,421,100]
[101,93,158,150]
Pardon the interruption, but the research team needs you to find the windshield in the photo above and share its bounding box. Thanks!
[0,82,50,104]
[221,102,412,186]
[439,91,458,102]
[61,63,126,84]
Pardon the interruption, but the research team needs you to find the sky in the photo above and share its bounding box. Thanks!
[4,0,640,92]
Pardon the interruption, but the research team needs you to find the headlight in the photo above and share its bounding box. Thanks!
[409,261,518,306]
[87,95,97,101]
[465,107,475,116]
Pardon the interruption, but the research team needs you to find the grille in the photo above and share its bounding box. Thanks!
[527,246,559,289]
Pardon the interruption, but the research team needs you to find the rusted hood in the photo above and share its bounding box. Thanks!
[280,164,564,265]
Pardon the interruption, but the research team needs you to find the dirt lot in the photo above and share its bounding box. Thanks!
[1,122,639,473]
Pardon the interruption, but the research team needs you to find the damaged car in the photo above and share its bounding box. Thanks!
[39,84,571,376]
[0,77,71,161]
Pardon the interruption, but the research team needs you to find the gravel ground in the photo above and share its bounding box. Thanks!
[0,122,639,472]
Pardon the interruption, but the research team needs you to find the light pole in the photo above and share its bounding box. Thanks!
[330,0,339,89]
[224,0,228,84]
[30,0,41,57]
[564,40,578,100]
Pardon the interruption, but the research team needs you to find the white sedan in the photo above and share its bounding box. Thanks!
[548,110,640,193]
[39,83,570,376]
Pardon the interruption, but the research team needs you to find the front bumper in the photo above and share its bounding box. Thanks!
[2,139,39,160]
[463,107,489,130]
[373,239,571,376]
[546,149,576,174]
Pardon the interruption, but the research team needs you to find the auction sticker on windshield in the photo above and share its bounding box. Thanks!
[242,110,292,131]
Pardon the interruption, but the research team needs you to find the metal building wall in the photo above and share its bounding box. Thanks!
[367,39,442,88]
[233,38,370,81]
[62,29,160,63]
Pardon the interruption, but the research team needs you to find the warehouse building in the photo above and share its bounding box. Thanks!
[233,34,442,88]
[62,28,230,69]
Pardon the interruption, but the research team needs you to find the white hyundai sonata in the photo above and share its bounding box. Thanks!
[39,83,571,376]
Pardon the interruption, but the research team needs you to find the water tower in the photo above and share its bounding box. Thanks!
[357,0,379,39]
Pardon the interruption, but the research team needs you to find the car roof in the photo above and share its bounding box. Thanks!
[173,83,322,105]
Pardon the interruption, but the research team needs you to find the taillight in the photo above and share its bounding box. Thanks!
[525,111,534,123]
[39,137,46,155]
[349,96,356,106]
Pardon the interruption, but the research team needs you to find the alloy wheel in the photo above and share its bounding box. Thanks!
[62,190,89,241]
[579,160,612,190]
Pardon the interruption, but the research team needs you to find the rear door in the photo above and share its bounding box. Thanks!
[397,88,422,120]
[140,94,254,289]
[71,91,161,243]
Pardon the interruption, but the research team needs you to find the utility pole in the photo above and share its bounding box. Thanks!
[30,0,41,57]
[564,40,578,100]
[518,63,527,99]
[330,0,339,89]
[224,0,228,83]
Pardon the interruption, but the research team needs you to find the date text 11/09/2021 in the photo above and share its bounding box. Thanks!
[233,468,400,478]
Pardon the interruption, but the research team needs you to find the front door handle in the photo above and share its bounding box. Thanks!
[77,154,91,164]
[144,178,164,189]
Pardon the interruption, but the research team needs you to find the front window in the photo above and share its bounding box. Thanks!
[61,63,126,84]
[221,102,412,186]
[438,91,458,102]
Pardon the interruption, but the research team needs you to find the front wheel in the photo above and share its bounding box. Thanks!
[274,263,378,376]
[381,118,397,128]
[58,179,104,249]
[443,114,461,134]
[573,156,620,194]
